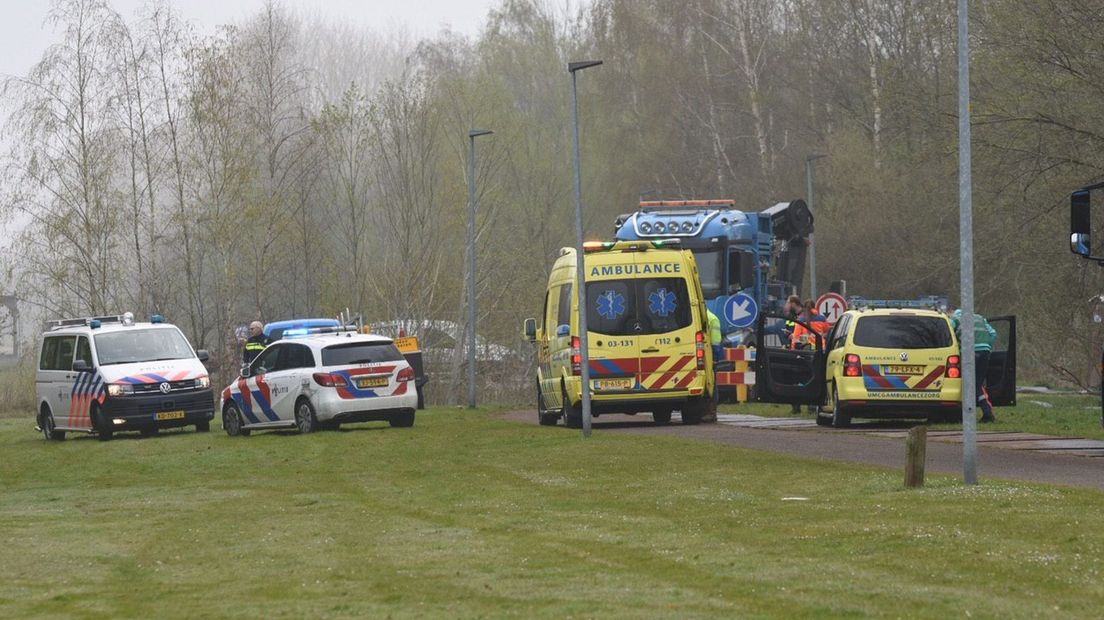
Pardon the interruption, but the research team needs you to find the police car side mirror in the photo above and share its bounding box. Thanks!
[196,349,210,363]
[523,318,536,342]
[72,360,91,372]
[240,364,251,378]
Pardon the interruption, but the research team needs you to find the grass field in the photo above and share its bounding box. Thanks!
[1,407,1102,618]
[731,392,1104,440]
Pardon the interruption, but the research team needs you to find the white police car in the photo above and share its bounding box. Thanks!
[220,327,418,435]
[35,312,214,440]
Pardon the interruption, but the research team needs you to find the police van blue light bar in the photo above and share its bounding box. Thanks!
[150,314,164,324]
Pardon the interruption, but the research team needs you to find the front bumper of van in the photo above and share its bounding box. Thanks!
[100,389,215,429]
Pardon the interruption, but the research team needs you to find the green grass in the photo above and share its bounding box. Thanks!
[732,393,1104,439]
[1,408,1102,618]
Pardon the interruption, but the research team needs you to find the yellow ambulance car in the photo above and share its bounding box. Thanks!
[523,240,716,427]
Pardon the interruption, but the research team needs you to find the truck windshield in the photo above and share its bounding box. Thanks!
[95,328,195,365]
[322,342,404,366]
[691,250,722,298]
[586,278,693,336]
[852,316,952,349]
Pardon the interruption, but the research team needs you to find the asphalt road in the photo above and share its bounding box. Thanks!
[502,410,1104,492]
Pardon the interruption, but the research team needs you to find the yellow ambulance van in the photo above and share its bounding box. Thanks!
[523,240,716,427]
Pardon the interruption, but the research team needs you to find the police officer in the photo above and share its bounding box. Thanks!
[242,321,269,364]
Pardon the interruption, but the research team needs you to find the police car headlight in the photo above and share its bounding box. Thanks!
[194,376,210,389]
[107,383,133,397]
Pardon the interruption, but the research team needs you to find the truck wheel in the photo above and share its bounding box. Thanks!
[562,385,582,428]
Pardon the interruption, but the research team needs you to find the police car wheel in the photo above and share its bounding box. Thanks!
[91,405,113,441]
[39,408,65,441]
[652,408,672,425]
[295,399,318,434]
[389,410,415,428]
[223,404,248,437]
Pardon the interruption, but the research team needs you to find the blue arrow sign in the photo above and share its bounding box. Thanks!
[723,293,758,329]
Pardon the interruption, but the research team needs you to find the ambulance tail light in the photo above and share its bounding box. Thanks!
[843,354,862,377]
[396,367,415,383]
[695,331,706,370]
[571,336,582,375]
[313,372,348,388]
[946,355,962,379]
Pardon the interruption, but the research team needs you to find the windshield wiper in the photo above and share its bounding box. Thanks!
[101,360,141,365]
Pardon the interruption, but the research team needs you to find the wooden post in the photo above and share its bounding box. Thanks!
[905,426,927,488]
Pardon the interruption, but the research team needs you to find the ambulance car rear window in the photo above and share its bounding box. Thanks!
[852,316,952,349]
[586,278,692,336]
[322,342,404,366]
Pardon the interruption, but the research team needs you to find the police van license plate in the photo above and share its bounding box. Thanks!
[356,376,389,389]
[156,410,185,421]
[886,365,925,375]
[594,378,634,391]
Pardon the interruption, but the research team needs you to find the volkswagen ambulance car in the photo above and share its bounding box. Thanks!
[753,300,1015,427]
[35,313,213,440]
[220,327,418,436]
[523,239,716,427]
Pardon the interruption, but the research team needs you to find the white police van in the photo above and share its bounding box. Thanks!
[35,313,214,440]
[220,326,418,435]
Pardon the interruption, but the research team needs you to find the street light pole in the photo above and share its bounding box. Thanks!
[569,59,602,438]
[805,154,826,299]
[467,129,493,409]
[957,0,978,485]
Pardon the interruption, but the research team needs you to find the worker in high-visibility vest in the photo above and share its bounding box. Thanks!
[707,309,723,360]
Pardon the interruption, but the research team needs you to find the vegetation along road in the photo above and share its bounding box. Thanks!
[2,406,1102,618]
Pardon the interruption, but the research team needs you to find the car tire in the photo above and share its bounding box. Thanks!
[830,384,851,428]
[652,408,672,425]
[195,420,210,433]
[537,384,558,426]
[92,404,113,441]
[389,409,415,428]
[295,398,318,434]
[223,403,249,437]
[562,384,582,428]
[39,407,65,441]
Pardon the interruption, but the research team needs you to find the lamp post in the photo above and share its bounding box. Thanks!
[805,153,826,299]
[467,128,493,409]
[569,59,602,438]
[957,0,978,485]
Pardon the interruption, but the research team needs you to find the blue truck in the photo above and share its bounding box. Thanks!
[614,199,814,398]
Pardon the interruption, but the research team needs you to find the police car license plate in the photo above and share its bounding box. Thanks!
[356,376,389,389]
[594,378,634,391]
[156,410,185,421]
[886,365,925,375]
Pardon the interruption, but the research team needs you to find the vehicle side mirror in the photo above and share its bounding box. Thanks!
[196,349,210,363]
[72,360,91,372]
[523,318,536,342]
[240,364,251,378]
[1072,189,1092,257]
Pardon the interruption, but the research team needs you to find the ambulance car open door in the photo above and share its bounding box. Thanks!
[753,313,827,406]
[984,315,1017,407]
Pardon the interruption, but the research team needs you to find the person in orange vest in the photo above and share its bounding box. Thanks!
[790,301,830,350]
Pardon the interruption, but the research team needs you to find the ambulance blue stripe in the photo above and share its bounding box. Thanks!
[595,359,622,376]
[250,389,281,421]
